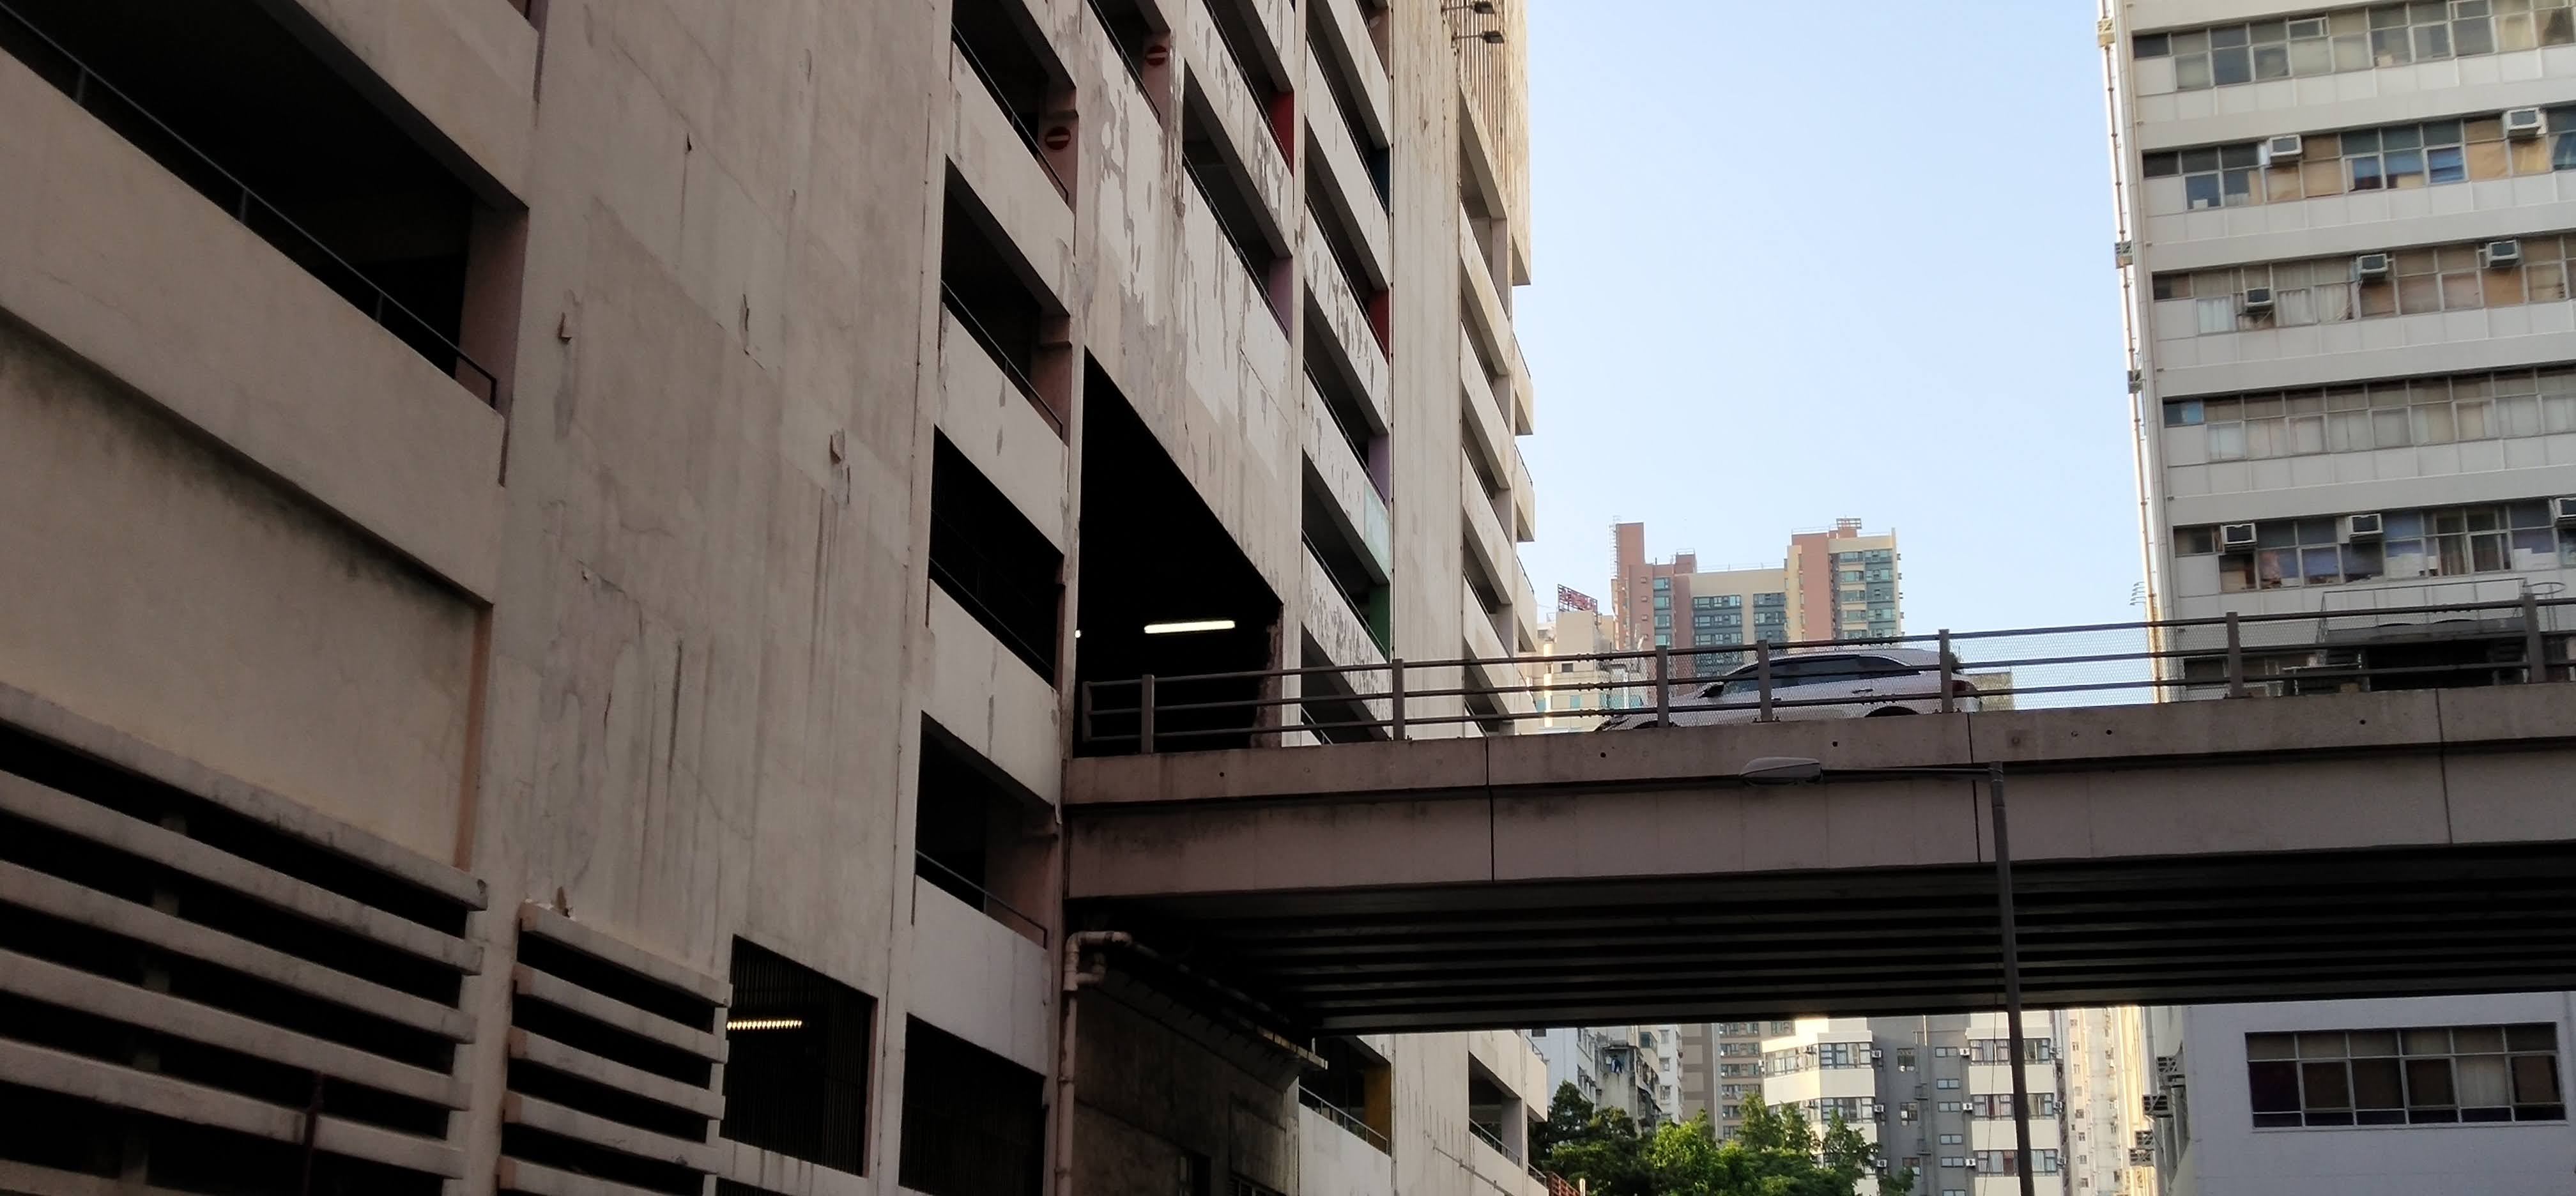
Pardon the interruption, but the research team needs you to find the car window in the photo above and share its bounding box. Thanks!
[1852,655,1922,681]
[1715,656,1859,697]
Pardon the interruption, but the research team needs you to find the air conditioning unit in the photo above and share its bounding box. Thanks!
[2241,286,2275,314]
[2143,1092,2173,1117]
[2554,496,2576,526]
[2482,239,2524,270]
[2347,512,2384,540]
[2262,134,2304,164]
[2355,252,2393,280]
[2220,522,2260,549]
[2506,106,2546,139]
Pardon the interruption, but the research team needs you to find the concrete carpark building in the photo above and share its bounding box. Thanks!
[0,0,1552,1193]
[2103,0,2576,1191]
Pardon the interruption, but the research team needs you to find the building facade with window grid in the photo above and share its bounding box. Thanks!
[1609,519,1903,681]
[1758,1013,2072,1196]
[2139,995,2573,1195]
[2113,12,2576,1189]
[2112,0,2576,650]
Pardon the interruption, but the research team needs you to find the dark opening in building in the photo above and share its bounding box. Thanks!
[914,717,1051,944]
[719,940,876,1176]
[1085,0,1169,109]
[0,0,519,404]
[899,1018,1045,1196]
[930,433,1064,680]
[942,177,1071,431]
[951,0,1073,202]
[1180,86,1291,330]
[1075,360,1282,755]
[1301,1036,1393,1149]
[1199,0,1295,158]
[1465,1059,1520,1158]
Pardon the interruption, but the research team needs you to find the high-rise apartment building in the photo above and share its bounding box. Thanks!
[1530,1024,1678,1128]
[0,0,1546,1193]
[2106,15,2576,1195]
[1523,607,1651,728]
[1761,1015,2073,1196]
[1678,1020,1800,1135]
[2107,0,2576,689]
[2064,1006,2163,1196]
[1611,519,1903,678]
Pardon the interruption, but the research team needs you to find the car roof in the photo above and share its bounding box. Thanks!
[1772,647,1944,663]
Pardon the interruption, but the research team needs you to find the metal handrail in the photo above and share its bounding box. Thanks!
[914,852,1050,946]
[928,519,1062,680]
[939,283,1064,435]
[0,1,500,407]
[1467,1120,1521,1164]
[1075,594,2576,749]
[1085,0,1153,96]
[1182,157,1278,302]
[1296,1087,1389,1153]
[949,30,1070,201]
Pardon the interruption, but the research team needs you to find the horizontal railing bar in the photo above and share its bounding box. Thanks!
[914,852,1050,946]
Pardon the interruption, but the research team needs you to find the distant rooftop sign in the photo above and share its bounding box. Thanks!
[1556,586,1598,613]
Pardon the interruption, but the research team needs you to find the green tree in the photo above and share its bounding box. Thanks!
[1533,1082,1653,1196]
[1624,1096,1904,1196]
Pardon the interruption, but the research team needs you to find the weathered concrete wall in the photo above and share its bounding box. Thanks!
[1067,687,2576,898]
[1076,992,1301,1195]
[0,316,479,861]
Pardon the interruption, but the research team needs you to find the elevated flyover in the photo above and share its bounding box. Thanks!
[1064,685,2576,1032]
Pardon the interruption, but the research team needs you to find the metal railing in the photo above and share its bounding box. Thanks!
[927,506,1062,680]
[1078,593,2576,751]
[950,30,1070,202]
[1467,1119,1521,1164]
[1296,1087,1390,1153]
[1085,0,1154,98]
[0,1,500,407]
[939,282,1064,436]
[914,852,1050,946]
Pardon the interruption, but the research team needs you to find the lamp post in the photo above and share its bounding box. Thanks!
[1742,757,2037,1196]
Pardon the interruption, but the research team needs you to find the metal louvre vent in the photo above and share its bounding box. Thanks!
[498,903,730,1196]
[0,710,486,1195]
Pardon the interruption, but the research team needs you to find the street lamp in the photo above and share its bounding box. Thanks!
[1742,758,2037,1196]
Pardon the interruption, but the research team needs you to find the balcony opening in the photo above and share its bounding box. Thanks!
[930,433,1064,681]
[900,1018,1045,1196]
[1307,4,1390,210]
[1466,1058,1524,1161]
[0,0,523,406]
[1075,359,1282,755]
[1202,0,1295,158]
[1304,162,1390,355]
[914,717,1052,945]
[942,176,1071,434]
[1086,0,1171,116]
[952,0,1074,203]
[719,940,876,1176]
[1301,1036,1394,1150]
[1181,84,1291,331]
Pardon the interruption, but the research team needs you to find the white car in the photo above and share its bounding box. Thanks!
[1597,648,1981,729]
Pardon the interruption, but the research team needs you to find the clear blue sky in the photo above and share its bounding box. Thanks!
[1515,1,2140,635]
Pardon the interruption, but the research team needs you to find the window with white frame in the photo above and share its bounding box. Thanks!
[2143,108,2576,215]
[2246,1023,2564,1127]
[2163,367,2576,461]
[2176,500,2576,592]
[2150,233,2576,335]
[2133,1,2566,93]
[1937,1078,1961,1090]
